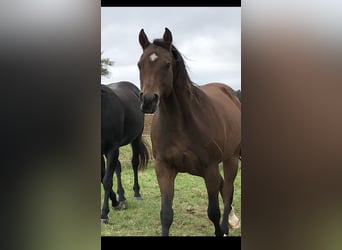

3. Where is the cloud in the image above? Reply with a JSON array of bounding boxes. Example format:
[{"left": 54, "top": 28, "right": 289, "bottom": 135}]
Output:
[{"left": 101, "top": 7, "right": 241, "bottom": 90}]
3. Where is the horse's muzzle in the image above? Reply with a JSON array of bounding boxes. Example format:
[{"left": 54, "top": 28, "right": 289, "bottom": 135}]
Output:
[{"left": 139, "top": 92, "right": 159, "bottom": 114}]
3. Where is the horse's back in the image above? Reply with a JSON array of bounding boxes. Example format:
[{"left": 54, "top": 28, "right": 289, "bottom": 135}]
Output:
[
  {"left": 200, "top": 83, "right": 240, "bottom": 110},
  {"left": 107, "top": 81, "right": 140, "bottom": 100}
]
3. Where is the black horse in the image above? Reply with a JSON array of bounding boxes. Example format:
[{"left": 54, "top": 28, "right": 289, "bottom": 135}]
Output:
[{"left": 101, "top": 81, "right": 149, "bottom": 224}]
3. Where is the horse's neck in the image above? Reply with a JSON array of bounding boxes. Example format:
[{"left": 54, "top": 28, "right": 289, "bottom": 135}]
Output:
[{"left": 158, "top": 83, "right": 207, "bottom": 129}]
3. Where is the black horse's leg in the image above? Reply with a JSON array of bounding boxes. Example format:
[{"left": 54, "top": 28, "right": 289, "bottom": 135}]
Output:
[
  {"left": 221, "top": 155, "right": 240, "bottom": 235},
  {"left": 114, "top": 157, "right": 127, "bottom": 209},
  {"left": 131, "top": 138, "right": 142, "bottom": 199},
  {"left": 101, "top": 148, "right": 119, "bottom": 224},
  {"left": 155, "top": 161, "right": 177, "bottom": 236},
  {"left": 204, "top": 164, "right": 223, "bottom": 236},
  {"left": 102, "top": 154, "right": 119, "bottom": 209}
]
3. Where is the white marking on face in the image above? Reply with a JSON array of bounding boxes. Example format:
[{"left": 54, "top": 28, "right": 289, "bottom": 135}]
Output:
[{"left": 149, "top": 53, "right": 158, "bottom": 62}]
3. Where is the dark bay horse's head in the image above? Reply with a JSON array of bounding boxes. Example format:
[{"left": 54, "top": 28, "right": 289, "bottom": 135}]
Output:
[{"left": 138, "top": 27, "right": 174, "bottom": 113}]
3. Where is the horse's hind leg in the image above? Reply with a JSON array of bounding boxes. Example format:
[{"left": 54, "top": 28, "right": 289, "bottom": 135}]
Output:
[
  {"left": 131, "top": 138, "right": 142, "bottom": 199},
  {"left": 204, "top": 164, "right": 223, "bottom": 236},
  {"left": 114, "top": 156, "right": 127, "bottom": 209},
  {"left": 220, "top": 155, "right": 240, "bottom": 235}
]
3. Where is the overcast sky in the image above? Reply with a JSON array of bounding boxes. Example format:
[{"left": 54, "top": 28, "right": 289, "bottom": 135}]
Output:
[{"left": 101, "top": 7, "right": 241, "bottom": 91}]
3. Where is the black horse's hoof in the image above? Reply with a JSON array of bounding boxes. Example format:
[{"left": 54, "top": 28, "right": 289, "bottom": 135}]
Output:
[
  {"left": 101, "top": 218, "right": 109, "bottom": 224},
  {"left": 113, "top": 200, "right": 127, "bottom": 210}
]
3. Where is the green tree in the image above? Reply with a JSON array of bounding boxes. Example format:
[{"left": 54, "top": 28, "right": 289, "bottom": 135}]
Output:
[{"left": 101, "top": 52, "right": 114, "bottom": 76}]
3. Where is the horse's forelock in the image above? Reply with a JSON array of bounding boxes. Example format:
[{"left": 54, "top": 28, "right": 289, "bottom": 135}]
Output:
[{"left": 153, "top": 39, "right": 170, "bottom": 50}]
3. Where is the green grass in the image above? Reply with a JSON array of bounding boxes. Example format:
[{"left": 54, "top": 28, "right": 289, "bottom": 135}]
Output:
[{"left": 101, "top": 144, "right": 241, "bottom": 236}]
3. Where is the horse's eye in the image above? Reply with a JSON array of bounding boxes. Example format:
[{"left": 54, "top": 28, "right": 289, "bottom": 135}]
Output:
[{"left": 165, "top": 62, "right": 171, "bottom": 69}]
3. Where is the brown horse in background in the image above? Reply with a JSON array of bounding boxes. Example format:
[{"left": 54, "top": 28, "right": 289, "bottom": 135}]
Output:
[{"left": 137, "top": 28, "right": 241, "bottom": 236}]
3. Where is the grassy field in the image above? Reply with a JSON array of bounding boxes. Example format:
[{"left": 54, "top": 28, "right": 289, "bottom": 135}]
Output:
[{"left": 101, "top": 141, "right": 241, "bottom": 237}]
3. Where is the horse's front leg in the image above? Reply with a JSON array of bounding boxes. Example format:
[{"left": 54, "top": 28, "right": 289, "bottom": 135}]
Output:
[
  {"left": 102, "top": 154, "right": 119, "bottom": 209},
  {"left": 155, "top": 160, "right": 177, "bottom": 236},
  {"left": 101, "top": 148, "right": 119, "bottom": 224}
]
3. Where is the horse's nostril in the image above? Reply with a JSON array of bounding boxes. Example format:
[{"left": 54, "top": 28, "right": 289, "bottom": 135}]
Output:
[
  {"left": 140, "top": 92, "right": 159, "bottom": 114},
  {"left": 141, "top": 93, "right": 154, "bottom": 103}
]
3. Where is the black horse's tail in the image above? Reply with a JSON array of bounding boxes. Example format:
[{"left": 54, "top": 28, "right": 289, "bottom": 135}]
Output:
[{"left": 138, "top": 138, "right": 150, "bottom": 170}]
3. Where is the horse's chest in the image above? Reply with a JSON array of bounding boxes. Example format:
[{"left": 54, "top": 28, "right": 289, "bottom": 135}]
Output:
[{"left": 156, "top": 143, "right": 203, "bottom": 174}]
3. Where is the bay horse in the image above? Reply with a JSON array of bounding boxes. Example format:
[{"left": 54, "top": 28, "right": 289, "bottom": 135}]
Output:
[
  {"left": 101, "top": 81, "right": 149, "bottom": 224},
  {"left": 138, "top": 28, "right": 241, "bottom": 236}
]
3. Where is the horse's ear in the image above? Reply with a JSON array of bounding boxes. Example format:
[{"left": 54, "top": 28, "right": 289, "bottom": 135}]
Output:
[
  {"left": 163, "top": 27, "right": 173, "bottom": 45},
  {"left": 139, "top": 28, "right": 151, "bottom": 50}
]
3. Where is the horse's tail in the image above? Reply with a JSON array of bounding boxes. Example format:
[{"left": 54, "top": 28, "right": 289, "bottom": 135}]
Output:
[{"left": 138, "top": 137, "right": 150, "bottom": 171}]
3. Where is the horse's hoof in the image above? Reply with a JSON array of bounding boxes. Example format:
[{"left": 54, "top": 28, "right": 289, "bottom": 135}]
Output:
[
  {"left": 114, "top": 201, "right": 127, "bottom": 210},
  {"left": 101, "top": 218, "right": 109, "bottom": 224}
]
